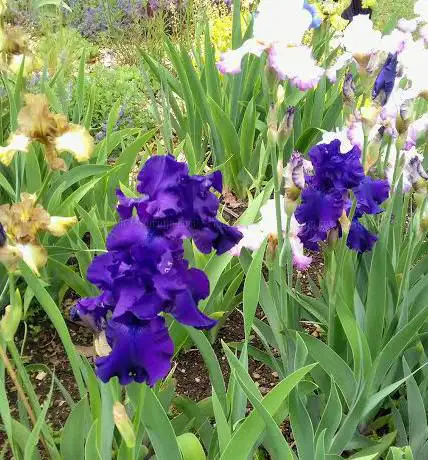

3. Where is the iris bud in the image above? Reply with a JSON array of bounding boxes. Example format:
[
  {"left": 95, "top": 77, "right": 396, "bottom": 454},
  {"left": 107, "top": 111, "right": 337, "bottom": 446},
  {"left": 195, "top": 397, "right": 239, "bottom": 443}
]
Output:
[
  {"left": 0, "top": 301, "right": 22, "bottom": 342},
  {"left": 278, "top": 106, "right": 295, "bottom": 146},
  {"left": 267, "top": 104, "right": 278, "bottom": 143},
  {"left": 342, "top": 73, "right": 356, "bottom": 106}
]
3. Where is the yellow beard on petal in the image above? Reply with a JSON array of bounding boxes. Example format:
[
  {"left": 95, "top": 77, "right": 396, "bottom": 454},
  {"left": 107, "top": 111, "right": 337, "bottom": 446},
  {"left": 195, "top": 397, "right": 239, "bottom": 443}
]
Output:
[{"left": 55, "top": 125, "right": 95, "bottom": 163}]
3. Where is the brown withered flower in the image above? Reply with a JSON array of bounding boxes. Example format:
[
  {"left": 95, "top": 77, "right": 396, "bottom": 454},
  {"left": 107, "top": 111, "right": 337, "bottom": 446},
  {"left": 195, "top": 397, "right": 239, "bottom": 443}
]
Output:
[
  {"left": 0, "top": 193, "right": 77, "bottom": 275},
  {"left": 0, "top": 94, "right": 94, "bottom": 171}
]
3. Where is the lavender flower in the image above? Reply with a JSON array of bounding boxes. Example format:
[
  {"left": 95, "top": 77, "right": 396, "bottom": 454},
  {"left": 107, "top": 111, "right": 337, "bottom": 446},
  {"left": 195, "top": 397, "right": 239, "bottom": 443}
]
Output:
[{"left": 74, "top": 155, "right": 242, "bottom": 385}]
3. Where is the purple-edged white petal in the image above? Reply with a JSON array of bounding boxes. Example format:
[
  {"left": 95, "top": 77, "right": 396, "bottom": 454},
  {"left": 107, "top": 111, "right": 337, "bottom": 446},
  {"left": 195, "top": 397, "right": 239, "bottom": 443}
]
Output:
[
  {"left": 405, "top": 114, "right": 428, "bottom": 150},
  {"left": 217, "top": 39, "right": 266, "bottom": 75},
  {"left": 229, "top": 224, "right": 266, "bottom": 256},
  {"left": 269, "top": 45, "right": 323, "bottom": 90},
  {"left": 288, "top": 215, "right": 312, "bottom": 270}
]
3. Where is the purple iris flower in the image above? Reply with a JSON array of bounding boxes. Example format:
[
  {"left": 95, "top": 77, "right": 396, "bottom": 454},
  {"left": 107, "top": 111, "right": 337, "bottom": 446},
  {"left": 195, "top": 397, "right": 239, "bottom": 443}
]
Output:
[
  {"left": 295, "top": 140, "right": 389, "bottom": 253},
  {"left": 74, "top": 156, "right": 242, "bottom": 385},
  {"left": 353, "top": 176, "right": 390, "bottom": 217},
  {"left": 307, "top": 140, "right": 365, "bottom": 192},
  {"left": 295, "top": 188, "right": 345, "bottom": 250},
  {"left": 372, "top": 53, "right": 398, "bottom": 105},
  {"left": 119, "top": 154, "right": 242, "bottom": 255},
  {"left": 96, "top": 317, "right": 174, "bottom": 386}
]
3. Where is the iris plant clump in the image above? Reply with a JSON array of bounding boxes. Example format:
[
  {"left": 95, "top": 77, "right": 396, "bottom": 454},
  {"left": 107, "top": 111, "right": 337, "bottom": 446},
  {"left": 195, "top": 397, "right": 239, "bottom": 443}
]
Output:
[{"left": 74, "top": 155, "right": 242, "bottom": 385}]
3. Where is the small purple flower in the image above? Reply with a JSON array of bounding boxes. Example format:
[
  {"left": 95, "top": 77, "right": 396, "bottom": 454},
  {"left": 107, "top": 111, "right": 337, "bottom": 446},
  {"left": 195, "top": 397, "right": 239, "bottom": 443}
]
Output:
[
  {"left": 372, "top": 53, "right": 398, "bottom": 105},
  {"left": 295, "top": 140, "right": 389, "bottom": 253}
]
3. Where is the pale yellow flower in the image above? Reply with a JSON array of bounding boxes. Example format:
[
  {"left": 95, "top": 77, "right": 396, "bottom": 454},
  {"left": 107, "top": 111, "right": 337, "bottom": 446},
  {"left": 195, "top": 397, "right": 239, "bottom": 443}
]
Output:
[
  {"left": 8, "top": 53, "right": 33, "bottom": 75},
  {"left": 15, "top": 243, "right": 47, "bottom": 276},
  {"left": 0, "top": 25, "right": 34, "bottom": 75}
]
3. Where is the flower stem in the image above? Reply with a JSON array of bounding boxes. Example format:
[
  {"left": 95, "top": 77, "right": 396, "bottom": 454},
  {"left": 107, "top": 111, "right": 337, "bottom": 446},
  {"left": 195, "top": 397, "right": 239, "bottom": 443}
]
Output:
[
  {"left": 270, "top": 143, "right": 284, "bottom": 251},
  {"left": 0, "top": 344, "right": 41, "bottom": 435},
  {"left": 35, "top": 170, "right": 54, "bottom": 205}
]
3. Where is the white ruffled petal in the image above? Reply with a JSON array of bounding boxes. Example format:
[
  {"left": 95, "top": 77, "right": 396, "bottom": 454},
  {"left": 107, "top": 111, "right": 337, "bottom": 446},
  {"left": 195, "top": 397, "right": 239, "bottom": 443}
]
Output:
[
  {"left": 217, "top": 39, "right": 266, "bottom": 75},
  {"left": 269, "top": 45, "right": 323, "bottom": 90}
]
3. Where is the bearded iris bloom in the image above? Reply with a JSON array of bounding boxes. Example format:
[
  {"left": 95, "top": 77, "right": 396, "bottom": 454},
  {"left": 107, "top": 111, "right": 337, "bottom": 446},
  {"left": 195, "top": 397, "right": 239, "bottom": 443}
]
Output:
[
  {"left": 0, "top": 94, "right": 94, "bottom": 171},
  {"left": 74, "top": 155, "right": 242, "bottom": 385},
  {"left": 295, "top": 140, "right": 389, "bottom": 253},
  {"left": 0, "top": 194, "right": 77, "bottom": 275},
  {"left": 384, "top": 146, "right": 428, "bottom": 193},
  {"left": 216, "top": 0, "right": 323, "bottom": 90}
]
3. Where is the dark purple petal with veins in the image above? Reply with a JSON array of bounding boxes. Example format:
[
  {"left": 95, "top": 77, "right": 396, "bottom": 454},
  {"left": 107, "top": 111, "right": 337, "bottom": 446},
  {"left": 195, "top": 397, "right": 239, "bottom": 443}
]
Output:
[
  {"left": 137, "top": 154, "right": 188, "bottom": 195},
  {"left": 96, "top": 317, "right": 174, "bottom": 386},
  {"left": 295, "top": 188, "right": 345, "bottom": 249},
  {"left": 308, "top": 140, "right": 364, "bottom": 191},
  {"left": 354, "top": 176, "right": 390, "bottom": 217}
]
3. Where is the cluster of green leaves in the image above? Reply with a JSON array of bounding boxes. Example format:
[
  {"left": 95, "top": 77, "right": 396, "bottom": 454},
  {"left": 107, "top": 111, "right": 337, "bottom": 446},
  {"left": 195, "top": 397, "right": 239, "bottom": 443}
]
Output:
[
  {"left": 80, "top": 63, "right": 155, "bottom": 135},
  {"left": 142, "top": 5, "right": 341, "bottom": 198}
]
